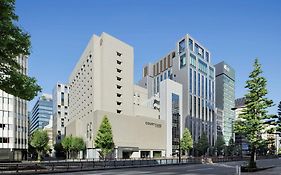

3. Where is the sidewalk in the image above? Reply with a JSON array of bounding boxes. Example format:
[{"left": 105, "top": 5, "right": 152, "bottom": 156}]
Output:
[{"left": 242, "top": 167, "right": 281, "bottom": 175}]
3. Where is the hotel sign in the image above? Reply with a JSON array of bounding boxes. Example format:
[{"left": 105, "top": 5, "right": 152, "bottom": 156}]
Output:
[{"left": 145, "top": 121, "right": 162, "bottom": 128}]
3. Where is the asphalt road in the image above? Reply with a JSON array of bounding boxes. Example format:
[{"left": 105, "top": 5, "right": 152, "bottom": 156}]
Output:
[{"left": 55, "top": 158, "right": 281, "bottom": 175}]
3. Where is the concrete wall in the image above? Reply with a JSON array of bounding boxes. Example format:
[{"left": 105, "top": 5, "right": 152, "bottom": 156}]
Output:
[{"left": 66, "top": 110, "right": 166, "bottom": 158}]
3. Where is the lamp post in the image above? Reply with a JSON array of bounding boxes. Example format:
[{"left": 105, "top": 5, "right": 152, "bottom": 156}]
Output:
[{"left": 177, "top": 113, "right": 181, "bottom": 163}]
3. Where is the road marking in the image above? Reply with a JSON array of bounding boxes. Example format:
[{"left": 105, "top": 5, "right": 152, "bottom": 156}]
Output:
[
  {"left": 185, "top": 167, "right": 214, "bottom": 172},
  {"left": 212, "top": 163, "right": 236, "bottom": 168}
]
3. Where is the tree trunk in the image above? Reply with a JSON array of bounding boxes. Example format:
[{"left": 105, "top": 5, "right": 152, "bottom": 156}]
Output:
[
  {"left": 249, "top": 145, "right": 257, "bottom": 168},
  {"left": 37, "top": 151, "right": 41, "bottom": 161}
]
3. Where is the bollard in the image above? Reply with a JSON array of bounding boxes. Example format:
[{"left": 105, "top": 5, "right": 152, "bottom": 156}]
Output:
[{"left": 236, "top": 165, "right": 241, "bottom": 175}]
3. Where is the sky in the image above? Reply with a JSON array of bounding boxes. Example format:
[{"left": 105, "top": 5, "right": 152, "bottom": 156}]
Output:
[{"left": 15, "top": 0, "right": 281, "bottom": 113}]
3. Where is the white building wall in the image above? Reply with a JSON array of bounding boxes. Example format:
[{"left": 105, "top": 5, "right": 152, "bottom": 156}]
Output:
[
  {"left": 67, "top": 33, "right": 165, "bottom": 159},
  {"left": 160, "top": 79, "right": 183, "bottom": 157},
  {"left": 53, "top": 83, "right": 69, "bottom": 143},
  {"left": 0, "top": 55, "right": 28, "bottom": 161}
]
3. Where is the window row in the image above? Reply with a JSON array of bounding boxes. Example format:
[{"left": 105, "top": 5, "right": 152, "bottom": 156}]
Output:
[
  {"left": 189, "top": 68, "right": 214, "bottom": 101},
  {"left": 154, "top": 69, "right": 172, "bottom": 94},
  {"left": 179, "top": 38, "right": 210, "bottom": 62},
  {"left": 153, "top": 52, "right": 175, "bottom": 76}
]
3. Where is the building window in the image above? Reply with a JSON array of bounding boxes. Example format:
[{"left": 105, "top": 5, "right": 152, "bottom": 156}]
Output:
[
  {"left": 206, "top": 51, "right": 210, "bottom": 62},
  {"left": 189, "top": 39, "right": 193, "bottom": 51},
  {"left": 202, "top": 99, "right": 205, "bottom": 121},
  {"left": 205, "top": 77, "right": 208, "bottom": 99},
  {"left": 0, "top": 137, "right": 9, "bottom": 143},
  {"left": 189, "top": 68, "right": 192, "bottom": 93},
  {"left": 160, "top": 75, "right": 163, "bottom": 81},
  {"left": 61, "top": 92, "right": 64, "bottom": 106},
  {"left": 195, "top": 43, "right": 204, "bottom": 58},
  {"left": 172, "top": 93, "right": 180, "bottom": 154},
  {"left": 194, "top": 70, "right": 196, "bottom": 95},
  {"left": 212, "top": 81, "right": 214, "bottom": 102},
  {"left": 157, "top": 76, "right": 160, "bottom": 93},
  {"left": 117, "top": 93, "right": 122, "bottom": 97},
  {"left": 172, "top": 52, "right": 176, "bottom": 58},
  {"left": 117, "top": 60, "right": 122, "bottom": 65},
  {"left": 116, "top": 85, "right": 122, "bottom": 89},
  {"left": 160, "top": 60, "right": 163, "bottom": 72},
  {"left": 117, "top": 52, "right": 122, "bottom": 57},
  {"left": 168, "top": 70, "right": 171, "bottom": 79},
  {"left": 190, "top": 53, "right": 196, "bottom": 67},
  {"left": 198, "top": 59, "right": 207, "bottom": 74},
  {"left": 179, "top": 39, "right": 186, "bottom": 54},
  {"left": 198, "top": 100, "right": 200, "bottom": 119},
  {"left": 194, "top": 96, "right": 196, "bottom": 117},
  {"left": 209, "top": 80, "right": 211, "bottom": 100},
  {"left": 209, "top": 67, "right": 214, "bottom": 79},
  {"left": 164, "top": 72, "right": 167, "bottom": 80},
  {"left": 202, "top": 75, "right": 205, "bottom": 98},
  {"left": 117, "top": 76, "right": 122, "bottom": 81},
  {"left": 190, "top": 95, "right": 192, "bottom": 116},
  {"left": 180, "top": 53, "right": 186, "bottom": 68},
  {"left": 117, "top": 110, "right": 122, "bottom": 114},
  {"left": 117, "top": 101, "right": 122, "bottom": 105},
  {"left": 117, "top": 68, "right": 122, "bottom": 73},
  {"left": 157, "top": 63, "right": 159, "bottom": 74},
  {"left": 198, "top": 73, "right": 200, "bottom": 96}
]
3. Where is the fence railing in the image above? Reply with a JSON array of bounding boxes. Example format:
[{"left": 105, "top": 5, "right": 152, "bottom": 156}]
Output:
[{"left": 0, "top": 155, "right": 278, "bottom": 174}]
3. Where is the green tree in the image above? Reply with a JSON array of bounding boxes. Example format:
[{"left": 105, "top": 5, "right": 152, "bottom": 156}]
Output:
[
  {"left": 94, "top": 116, "right": 115, "bottom": 159},
  {"left": 234, "top": 59, "right": 273, "bottom": 168},
  {"left": 54, "top": 142, "right": 65, "bottom": 158},
  {"left": 62, "top": 136, "right": 85, "bottom": 159},
  {"left": 226, "top": 137, "right": 235, "bottom": 156},
  {"left": 180, "top": 128, "right": 193, "bottom": 156},
  {"left": 0, "top": 0, "right": 41, "bottom": 100},
  {"left": 70, "top": 137, "right": 85, "bottom": 158},
  {"left": 215, "top": 135, "right": 225, "bottom": 156},
  {"left": 30, "top": 129, "right": 49, "bottom": 161},
  {"left": 196, "top": 132, "right": 209, "bottom": 156},
  {"left": 62, "top": 136, "right": 72, "bottom": 159},
  {"left": 274, "top": 101, "right": 281, "bottom": 132}
]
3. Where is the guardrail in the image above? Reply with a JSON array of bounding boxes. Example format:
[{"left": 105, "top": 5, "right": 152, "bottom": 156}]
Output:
[
  {"left": 0, "top": 157, "right": 202, "bottom": 174},
  {"left": 0, "top": 155, "right": 278, "bottom": 174}
]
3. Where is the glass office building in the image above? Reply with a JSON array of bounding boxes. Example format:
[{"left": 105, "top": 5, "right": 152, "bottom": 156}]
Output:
[
  {"left": 215, "top": 62, "right": 235, "bottom": 145},
  {"left": 29, "top": 94, "right": 53, "bottom": 135}
]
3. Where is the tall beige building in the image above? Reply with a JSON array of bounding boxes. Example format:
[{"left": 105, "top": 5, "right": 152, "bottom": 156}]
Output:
[{"left": 66, "top": 33, "right": 166, "bottom": 159}]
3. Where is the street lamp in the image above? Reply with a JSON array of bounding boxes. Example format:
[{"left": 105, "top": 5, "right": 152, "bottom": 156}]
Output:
[{"left": 176, "top": 113, "right": 181, "bottom": 163}]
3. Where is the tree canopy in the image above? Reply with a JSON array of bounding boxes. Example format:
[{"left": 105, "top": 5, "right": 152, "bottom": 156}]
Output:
[
  {"left": 234, "top": 58, "right": 273, "bottom": 168},
  {"left": 94, "top": 116, "right": 115, "bottom": 159},
  {"left": 180, "top": 128, "right": 193, "bottom": 155},
  {"left": 215, "top": 135, "right": 225, "bottom": 156},
  {"left": 30, "top": 129, "right": 49, "bottom": 161},
  {"left": 62, "top": 135, "right": 85, "bottom": 159},
  {"left": 0, "top": 0, "right": 41, "bottom": 100},
  {"left": 196, "top": 132, "right": 209, "bottom": 156}
]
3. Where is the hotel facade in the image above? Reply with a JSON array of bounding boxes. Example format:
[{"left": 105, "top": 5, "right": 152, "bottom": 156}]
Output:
[{"left": 66, "top": 33, "right": 217, "bottom": 159}]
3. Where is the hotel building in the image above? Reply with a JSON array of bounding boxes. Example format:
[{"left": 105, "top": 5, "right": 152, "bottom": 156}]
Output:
[{"left": 66, "top": 33, "right": 184, "bottom": 158}]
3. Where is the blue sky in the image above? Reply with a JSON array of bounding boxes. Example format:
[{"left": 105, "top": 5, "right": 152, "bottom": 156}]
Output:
[{"left": 15, "top": 0, "right": 281, "bottom": 113}]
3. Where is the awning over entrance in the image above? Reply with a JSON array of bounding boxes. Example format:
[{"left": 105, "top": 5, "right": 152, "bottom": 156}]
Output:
[{"left": 118, "top": 147, "right": 139, "bottom": 152}]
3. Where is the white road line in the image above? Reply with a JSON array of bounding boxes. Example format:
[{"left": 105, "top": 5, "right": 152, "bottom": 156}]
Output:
[{"left": 185, "top": 167, "right": 214, "bottom": 172}]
